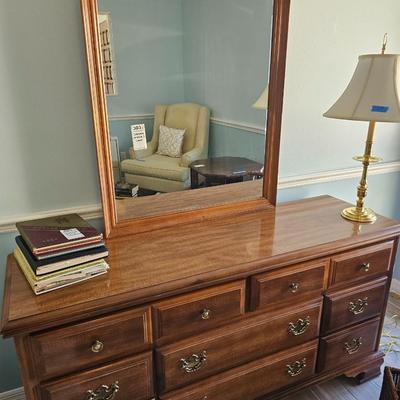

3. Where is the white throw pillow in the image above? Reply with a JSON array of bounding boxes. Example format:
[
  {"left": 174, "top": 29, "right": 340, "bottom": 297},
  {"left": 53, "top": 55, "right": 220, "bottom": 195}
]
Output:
[{"left": 156, "top": 125, "right": 186, "bottom": 158}]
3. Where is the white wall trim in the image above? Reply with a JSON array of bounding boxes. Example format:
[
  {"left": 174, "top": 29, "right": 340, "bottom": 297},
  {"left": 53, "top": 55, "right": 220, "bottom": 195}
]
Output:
[
  {"left": 0, "top": 387, "right": 25, "bottom": 400},
  {"left": 108, "top": 113, "right": 265, "bottom": 135},
  {"left": 0, "top": 204, "right": 103, "bottom": 234},
  {"left": 109, "top": 113, "right": 154, "bottom": 121},
  {"left": 278, "top": 161, "right": 400, "bottom": 190},
  {"left": 1, "top": 161, "right": 398, "bottom": 233},
  {"left": 210, "top": 117, "right": 265, "bottom": 135}
]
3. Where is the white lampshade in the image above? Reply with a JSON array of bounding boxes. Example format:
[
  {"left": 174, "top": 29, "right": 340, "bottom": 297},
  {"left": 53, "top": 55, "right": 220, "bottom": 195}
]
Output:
[
  {"left": 252, "top": 86, "right": 269, "bottom": 110},
  {"left": 324, "top": 54, "right": 400, "bottom": 122}
]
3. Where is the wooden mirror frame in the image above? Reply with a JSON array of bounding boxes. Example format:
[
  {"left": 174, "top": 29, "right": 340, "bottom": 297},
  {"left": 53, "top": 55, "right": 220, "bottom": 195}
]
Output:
[{"left": 81, "top": 0, "right": 291, "bottom": 238}]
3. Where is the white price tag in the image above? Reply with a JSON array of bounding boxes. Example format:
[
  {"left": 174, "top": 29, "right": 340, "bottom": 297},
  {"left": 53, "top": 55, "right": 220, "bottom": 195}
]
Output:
[
  {"left": 60, "top": 228, "right": 85, "bottom": 240},
  {"left": 131, "top": 124, "right": 147, "bottom": 150}
]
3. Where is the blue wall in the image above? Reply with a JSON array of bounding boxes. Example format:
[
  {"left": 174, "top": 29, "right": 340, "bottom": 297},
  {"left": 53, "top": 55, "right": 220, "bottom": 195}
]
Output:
[
  {"left": 181, "top": 0, "right": 272, "bottom": 127},
  {"left": 0, "top": 233, "right": 21, "bottom": 391},
  {"left": 101, "top": 0, "right": 272, "bottom": 161},
  {"left": 98, "top": 0, "right": 186, "bottom": 116}
]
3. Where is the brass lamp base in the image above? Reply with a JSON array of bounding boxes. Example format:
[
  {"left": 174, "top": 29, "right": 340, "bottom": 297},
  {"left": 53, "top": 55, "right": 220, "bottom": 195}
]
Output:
[{"left": 341, "top": 207, "right": 377, "bottom": 223}]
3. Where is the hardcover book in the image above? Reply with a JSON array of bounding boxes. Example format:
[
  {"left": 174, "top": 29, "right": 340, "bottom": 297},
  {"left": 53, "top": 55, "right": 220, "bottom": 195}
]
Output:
[
  {"left": 16, "top": 236, "right": 108, "bottom": 275},
  {"left": 16, "top": 214, "right": 103, "bottom": 256},
  {"left": 14, "top": 248, "right": 109, "bottom": 295}
]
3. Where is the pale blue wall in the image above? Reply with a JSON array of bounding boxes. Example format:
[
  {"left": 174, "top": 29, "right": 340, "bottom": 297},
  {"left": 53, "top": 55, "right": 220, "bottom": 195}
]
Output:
[
  {"left": 0, "top": 0, "right": 101, "bottom": 221},
  {"left": 0, "top": 233, "right": 21, "bottom": 391},
  {"left": 0, "top": 0, "right": 399, "bottom": 395},
  {"left": 98, "top": 0, "right": 186, "bottom": 116},
  {"left": 209, "top": 124, "right": 265, "bottom": 163},
  {"left": 182, "top": 0, "right": 272, "bottom": 127},
  {"left": 103, "top": 0, "right": 272, "bottom": 161}
]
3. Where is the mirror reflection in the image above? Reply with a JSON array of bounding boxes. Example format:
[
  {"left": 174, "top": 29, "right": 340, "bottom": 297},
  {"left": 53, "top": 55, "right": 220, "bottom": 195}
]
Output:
[{"left": 97, "top": 0, "right": 273, "bottom": 221}]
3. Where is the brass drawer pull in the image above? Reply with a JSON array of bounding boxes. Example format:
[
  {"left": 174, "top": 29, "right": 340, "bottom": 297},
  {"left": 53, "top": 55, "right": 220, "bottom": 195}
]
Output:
[
  {"left": 287, "top": 358, "right": 307, "bottom": 377},
  {"left": 344, "top": 337, "right": 362, "bottom": 354},
  {"left": 201, "top": 308, "right": 211, "bottom": 320},
  {"left": 348, "top": 297, "right": 368, "bottom": 315},
  {"left": 86, "top": 381, "right": 119, "bottom": 400},
  {"left": 288, "top": 316, "right": 311, "bottom": 336},
  {"left": 91, "top": 340, "right": 104, "bottom": 353},
  {"left": 289, "top": 282, "right": 300, "bottom": 293},
  {"left": 360, "top": 262, "right": 371, "bottom": 272},
  {"left": 180, "top": 351, "right": 207, "bottom": 373}
]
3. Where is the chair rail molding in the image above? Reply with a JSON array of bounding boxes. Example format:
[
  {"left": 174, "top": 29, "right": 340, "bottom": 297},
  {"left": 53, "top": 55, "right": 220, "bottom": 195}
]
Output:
[
  {"left": 278, "top": 160, "right": 400, "bottom": 189},
  {"left": 0, "top": 388, "right": 25, "bottom": 400},
  {"left": 0, "top": 161, "right": 398, "bottom": 233},
  {"left": 108, "top": 113, "right": 266, "bottom": 135},
  {"left": 0, "top": 204, "right": 103, "bottom": 234}
]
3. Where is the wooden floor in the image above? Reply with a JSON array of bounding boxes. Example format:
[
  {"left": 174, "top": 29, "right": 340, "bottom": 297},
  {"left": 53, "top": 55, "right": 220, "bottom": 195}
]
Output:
[{"left": 283, "top": 292, "right": 400, "bottom": 400}]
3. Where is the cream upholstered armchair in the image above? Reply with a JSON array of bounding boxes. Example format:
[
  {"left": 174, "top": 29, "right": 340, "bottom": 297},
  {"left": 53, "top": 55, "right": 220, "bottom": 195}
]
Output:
[{"left": 120, "top": 103, "right": 210, "bottom": 193}]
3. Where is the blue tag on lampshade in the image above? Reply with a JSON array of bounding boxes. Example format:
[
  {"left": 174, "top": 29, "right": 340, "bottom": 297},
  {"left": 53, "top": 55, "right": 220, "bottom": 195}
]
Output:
[{"left": 371, "top": 105, "right": 389, "bottom": 113}]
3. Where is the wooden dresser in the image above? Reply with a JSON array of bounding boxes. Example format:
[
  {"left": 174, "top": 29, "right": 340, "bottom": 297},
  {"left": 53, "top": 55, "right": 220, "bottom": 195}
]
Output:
[{"left": 2, "top": 196, "right": 400, "bottom": 400}]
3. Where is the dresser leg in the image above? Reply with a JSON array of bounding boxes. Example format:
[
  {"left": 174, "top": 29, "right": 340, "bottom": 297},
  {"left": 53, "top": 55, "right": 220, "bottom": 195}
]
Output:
[
  {"left": 353, "top": 365, "right": 382, "bottom": 384},
  {"left": 343, "top": 354, "right": 384, "bottom": 384}
]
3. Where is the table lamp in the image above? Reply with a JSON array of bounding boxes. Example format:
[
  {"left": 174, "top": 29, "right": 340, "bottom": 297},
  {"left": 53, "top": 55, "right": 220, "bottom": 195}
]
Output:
[
  {"left": 253, "top": 85, "right": 269, "bottom": 109},
  {"left": 324, "top": 35, "right": 400, "bottom": 223}
]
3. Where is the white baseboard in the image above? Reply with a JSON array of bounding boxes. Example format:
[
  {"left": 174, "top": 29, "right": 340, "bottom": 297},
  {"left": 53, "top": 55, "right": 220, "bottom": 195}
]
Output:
[{"left": 0, "top": 388, "right": 25, "bottom": 400}]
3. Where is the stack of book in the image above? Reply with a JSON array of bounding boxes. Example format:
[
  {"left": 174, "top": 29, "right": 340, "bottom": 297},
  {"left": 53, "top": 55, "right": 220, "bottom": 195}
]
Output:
[
  {"left": 13, "top": 214, "right": 109, "bottom": 295},
  {"left": 115, "top": 182, "right": 139, "bottom": 198}
]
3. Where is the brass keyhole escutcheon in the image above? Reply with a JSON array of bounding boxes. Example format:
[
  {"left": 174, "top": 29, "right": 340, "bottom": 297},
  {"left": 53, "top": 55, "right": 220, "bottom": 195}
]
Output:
[{"left": 91, "top": 340, "right": 104, "bottom": 353}]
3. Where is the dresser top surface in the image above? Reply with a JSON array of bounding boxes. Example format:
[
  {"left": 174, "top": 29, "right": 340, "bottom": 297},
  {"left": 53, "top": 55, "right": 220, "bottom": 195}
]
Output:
[{"left": 2, "top": 195, "right": 400, "bottom": 336}]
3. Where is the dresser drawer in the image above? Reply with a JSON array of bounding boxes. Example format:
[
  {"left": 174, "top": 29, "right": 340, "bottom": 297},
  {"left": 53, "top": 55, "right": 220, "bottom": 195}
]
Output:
[
  {"left": 318, "top": 318, "right": 380, "bottom": 372},
  {"left": 330, "top": 241, "right": 393, "bottom": 287},
  {"left": 31, "top": 307, "right": 151, "bottom": 379},
  {"left": 40, "top": 352, "right": 154, "bottom": 400},
  {"left": 321, "top": 277, "right": 387, "bottom": 334},
  {"left": 157, "top": 300, "right": 322, "bottom": 392},
  {"left": 250, "top": 259, "right": 329, "bottom": 311},
  {"left": 152, "top": 281, "right": 245, "bottom": 340},
  {"left": 160, "top": 341, "right": 318, "bottom": 400}
]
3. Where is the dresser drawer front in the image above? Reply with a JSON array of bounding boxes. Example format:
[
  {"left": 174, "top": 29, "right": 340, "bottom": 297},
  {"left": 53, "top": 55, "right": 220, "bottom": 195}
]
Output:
[
  {"left": 330, "top": 241, "right": 393, "bottom": 286},
  {"left": 40, "top": 352, "right": 154, "bottom": 400},
  {"left": 160, "top": 342, "right": 318, "bottom": 400},
  {"left": 157, "top": 301, "right": 322, "bottom": 392},
  {"left": 152, "top": 281, "right": 245, "bottom": 340},
  {"left": 322, "top": 277, "right": 387, "bottom": 334},
  {"left": 318, "top": 318, "right": 380, "bottom": 372},
  {"left": 32, "top": 307, "right": 151, "bottom": 379},
  {"left": 250, "top": 260, "right": 329, "bottom": 311}
]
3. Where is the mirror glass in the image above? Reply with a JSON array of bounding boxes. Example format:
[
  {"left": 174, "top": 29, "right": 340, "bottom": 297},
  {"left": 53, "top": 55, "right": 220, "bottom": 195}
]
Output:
[{"left": 97, "top": 0, "right": 273, "bottom": 222}]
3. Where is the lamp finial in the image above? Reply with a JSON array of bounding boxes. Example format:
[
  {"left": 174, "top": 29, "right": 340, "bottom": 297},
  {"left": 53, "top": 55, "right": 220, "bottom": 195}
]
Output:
[{"left": 381, "top": 33, "right": 388, "bottom": 54}]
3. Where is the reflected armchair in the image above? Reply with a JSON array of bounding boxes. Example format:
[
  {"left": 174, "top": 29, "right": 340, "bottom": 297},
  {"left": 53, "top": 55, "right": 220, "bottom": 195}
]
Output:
[{"left": 121, "top": 103, "right": 210, "bottom": 193}]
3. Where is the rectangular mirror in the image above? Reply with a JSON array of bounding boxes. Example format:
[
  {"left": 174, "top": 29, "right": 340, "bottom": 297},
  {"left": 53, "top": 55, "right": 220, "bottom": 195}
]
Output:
[{"left": 82, "top": 0, "right": 290, "bottom": 237}]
